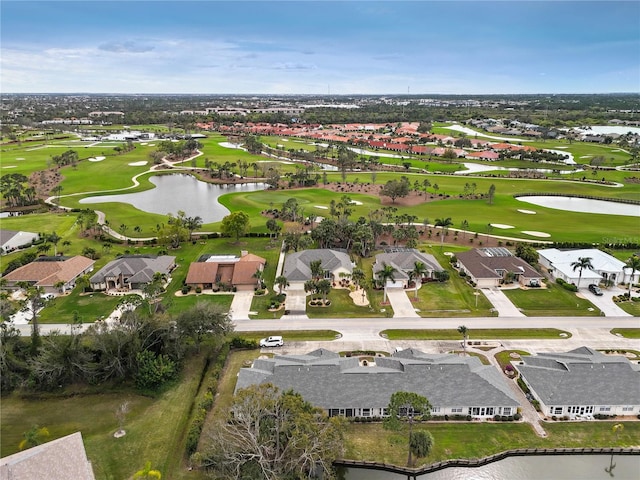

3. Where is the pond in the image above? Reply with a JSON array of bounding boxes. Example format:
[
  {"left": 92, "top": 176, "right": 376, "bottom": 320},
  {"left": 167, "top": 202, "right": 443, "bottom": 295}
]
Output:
[
  {"left": 79, "top": 174, "right": 266, "bottom": 223},
  {"left": 341, "top": 454, "right": 640, "bottom": 479},
  {"left": 516, "top": 196, "right": 640, "bottom": 217}
]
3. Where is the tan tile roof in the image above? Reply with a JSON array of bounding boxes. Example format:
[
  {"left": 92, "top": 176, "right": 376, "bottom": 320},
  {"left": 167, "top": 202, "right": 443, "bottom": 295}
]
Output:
[
  {"left": 232, "top": 261, "right": 263, "bottom": 285},
  {"left": 3, "top": 256, "right": 95, "bottom": 287},
  {"left": 185, "top": 263, "right": 218, "bottom": 284}
]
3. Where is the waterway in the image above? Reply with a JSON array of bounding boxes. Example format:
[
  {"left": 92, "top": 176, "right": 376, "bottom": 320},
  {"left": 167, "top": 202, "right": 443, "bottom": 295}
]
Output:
[
  {"left": 79, "top": 174, "right": 266, "bottom": 223},
  {"left": 516, "top": 196, "right": 640, "bottom": 217},
  {"left": 342, "top": 454, "right": 640, "bottom": 479}
]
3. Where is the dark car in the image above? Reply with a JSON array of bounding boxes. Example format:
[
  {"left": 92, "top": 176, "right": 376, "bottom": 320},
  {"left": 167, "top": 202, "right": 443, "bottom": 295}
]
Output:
[{"left": 588, "top": 284, "right": 603, "bottom": 296}]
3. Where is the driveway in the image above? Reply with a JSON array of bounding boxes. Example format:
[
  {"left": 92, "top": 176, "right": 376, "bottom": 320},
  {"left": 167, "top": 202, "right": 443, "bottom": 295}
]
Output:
[
  {"left": 386, "top": 289, "right": 420, "bottom": 318},
  {"left": 229, "top": 291, "right": 255, "bottom": 321},
  {"left": 481, "top": 288, "right": 525, "bottom": 317},
  {"left": 578, "top": 285, "right": 632, "bottom": 317},
  {"left": 283, "top": 286, "right": 309, "bottom": 320}
]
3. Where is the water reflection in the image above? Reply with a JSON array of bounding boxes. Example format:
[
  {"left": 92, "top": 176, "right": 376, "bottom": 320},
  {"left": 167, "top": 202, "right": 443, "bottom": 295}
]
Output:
[
  {"left": 80, "top": 174, "right": 266, "bottom": 223},
  {"left": 340, "top": 454, "right": 640, "bottom": 480}
]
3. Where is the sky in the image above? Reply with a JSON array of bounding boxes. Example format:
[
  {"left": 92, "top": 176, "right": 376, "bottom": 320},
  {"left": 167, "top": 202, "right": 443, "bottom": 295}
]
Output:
[{"left": 1, "top": 1, "right": 639, "bottom": 95}]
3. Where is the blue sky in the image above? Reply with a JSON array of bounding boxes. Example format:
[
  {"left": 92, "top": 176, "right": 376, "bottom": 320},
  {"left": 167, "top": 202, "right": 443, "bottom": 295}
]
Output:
[{"left": 2, "top": 1, "right": 639, "bottom": 94}]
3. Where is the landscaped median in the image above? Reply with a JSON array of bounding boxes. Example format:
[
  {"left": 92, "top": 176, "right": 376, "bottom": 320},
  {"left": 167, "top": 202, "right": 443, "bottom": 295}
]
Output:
[
  {"left": 381, "top": 328, "right": 572, "bottom": 341},
  {"left": 611, "top": 328, "right": 640, "bottom": 339}
]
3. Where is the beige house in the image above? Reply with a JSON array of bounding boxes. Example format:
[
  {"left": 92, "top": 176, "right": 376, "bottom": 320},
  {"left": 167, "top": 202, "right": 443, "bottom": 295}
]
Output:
[
  {"left": 456, "top": 248, "right": 542, "bottom": 288},
  {"left": 185, "top": 251, "right": 266, "bottom": 291},
  {"left": 3, "top": 256, "right": 95, "bottom": 294}
]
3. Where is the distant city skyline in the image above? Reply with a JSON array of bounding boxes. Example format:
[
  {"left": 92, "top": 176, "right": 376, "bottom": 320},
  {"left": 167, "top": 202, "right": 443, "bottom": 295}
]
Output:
[{"left": 2, "top": 1, "right": 639, "bottom": 95}]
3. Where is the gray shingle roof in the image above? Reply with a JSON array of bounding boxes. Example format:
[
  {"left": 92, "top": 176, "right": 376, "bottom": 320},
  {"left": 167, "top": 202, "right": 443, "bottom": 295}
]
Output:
[
  {"left": 282, "top": 249, "right": 352, "bottom": 282},
  {"left": 90, "top": 255, "right": 175, "bottom": 284},
  {"left": 373, "top": 249, "right": 443, "bottom": 281},
  {"left": 457, "top": 248, "right": 540, "bottom": 280},
  {"left": 515, "top": 347, "right": 640, "bottom": 406},
  {"left": 236, "top": 349, "right": 519, "bottom": 410}
]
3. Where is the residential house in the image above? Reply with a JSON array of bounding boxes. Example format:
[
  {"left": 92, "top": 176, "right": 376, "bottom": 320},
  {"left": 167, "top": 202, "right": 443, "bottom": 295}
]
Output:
[
  {"left": 282, "top": 249, "right": 353, "bottom": 288},
  {"left": 0, "top": 229, "right": 39, "bottom": 255},
  {"left": 537, "top": 248, "right": 638, "bottom": 287},
  {"left": 89, "top": 255, "right": 175, "bottom": 292},
  {"left": 373, "top": 248, "right": 443, "bottom": 289},
  {"left": 2, "top": 256, "right": 95, "bottom": 294},
  {"left": 456, "top": 248, "right": 542, "bottom": 288},
  {"left": 515, "top": 347, "right": 640, "bottom": 418},
  {"left": 185, "top": 251, "right": 266, "bottom": 291},
  {"left": 236, "top": 348, "right": 520, "bottom": 419},
  {"left": 466, "top": 150, "right": 500, "bottom": 161},
  {"left": 0, "top": 432, "right": 95, "bottom": 480}
]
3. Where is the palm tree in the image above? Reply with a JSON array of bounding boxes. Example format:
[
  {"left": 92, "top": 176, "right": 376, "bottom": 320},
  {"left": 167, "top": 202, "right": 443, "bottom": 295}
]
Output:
[
  {"left": 275, "top": 275, "right": 289, "bottom": 295},
  {"left": 310, "top": 259, "right": 324, "bottom": 281},
  {"left": 47, "top": 232, "right": 61, "bottom": 256},
  {"left": 410, "top": 261, "right": 428, "bottom": 299},
  {"left": 570, "top": 256, "right": 594, "bottom": 288},
  {"left": 435, "top": 217, "right": 453, "bottom": 249},
  {"left": 625, "top": 255, "right": 640, "bottom": 298},
  {"left": 133, "top": 461, "right": 162, "bottom": 479},
  {"left": 19, "top": 425, "right": 50, "bottom": 451},
  {"left": 185, "top": 216, "right": 203, "bottom": 241},
  {"left": 252, "top": 268, "right": 265, "bottom": 289},
  {"left": 351, "top": 267, "right": 367, "bottom": 302},
  {"left": 376, "top": 262, "right": 397, "bottom": 303},
  {"left": 457, "top": 325, "right": 468, "bottom": 356}
]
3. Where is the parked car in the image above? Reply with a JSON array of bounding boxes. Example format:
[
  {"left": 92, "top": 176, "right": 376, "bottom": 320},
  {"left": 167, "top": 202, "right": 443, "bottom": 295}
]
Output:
[
  {"left": 529, "top": 279, "right": 541, "bottom": 288},
  {"left": 588, "top": 284, "right": 603, "bottom": 296},
  {"left": 259, "top": 335, "right": 284, "bottom": 347}
]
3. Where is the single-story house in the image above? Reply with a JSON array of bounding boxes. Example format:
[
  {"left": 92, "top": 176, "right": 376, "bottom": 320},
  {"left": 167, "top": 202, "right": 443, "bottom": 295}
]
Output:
[
  {"left": 538, "top": 248, "right": 639, "bottom": 287},
  {"left": 185, "top": 251, "right": 266, "bottom": 291},
  {"left": 515, "top": 347, "right": 640, "bottom": 418},
  {"left": 282, "top": 249, "right": 353, "bottom": 288},
  {"left": 0, "top": 229, "right": 39, "bottom": 255},
  {"left": 0, "top": 432, "right": 95, "bottom": 480},
  {"left": 373, "top": 248, "right": 443, "bottom": 289},
  {"left": 236, "top": 348, "right": 520, "bottom": 419},
  {"left": 456, "top": 247, "right": 542, "bottom": 288},
  {"left": 2, "top": 255, "right": 95, "bottom": 294},
  {"left": 90, "top": 255, "right": 176, "bottom": 291},
  {"left": 466, "top": 150, "right": 500, "bottom": 161}
]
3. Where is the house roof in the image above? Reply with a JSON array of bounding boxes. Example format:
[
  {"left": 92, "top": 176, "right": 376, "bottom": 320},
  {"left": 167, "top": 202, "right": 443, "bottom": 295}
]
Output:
[
  {"left": 90, "top": 255, "right": 175, "bottom": 284},
  {"left": 515, "top": 347, "right": 640, "bottom": 407},
  {"left": 0, "top": 432, "right": 95, "bottom": 480},
  {"left": 185, "top": 262, "right": 219, "bottom": 284},
  {"left": 236, "top": 349, "right": 520, "bottom": 410},
  {"left": 538, "top": 248, "right": 627, "bottom": 279},
  {"left": 457, "top": 248, "right": 540, "bottom": 280},
  {"left": 283, "top": 249, "right": 352, "bottom": 282},
  {"left": 3, "top": 256, "right": 95, "bottom": 287},
  {"left": 373, "top": 249, "right": 443, "bottom": 281},
  {"left": 185, "top": 252, "right": 265, "bottom": 285}
]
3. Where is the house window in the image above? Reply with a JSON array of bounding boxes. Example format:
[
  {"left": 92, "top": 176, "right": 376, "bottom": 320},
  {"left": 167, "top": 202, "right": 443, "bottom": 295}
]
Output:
[
  {"left": 622, "top": 407, "right": 634, "bottom": 412},
  {"left": 502, "top": 407, "right": 511, "bottom": 415},
  {"left": 451, "top": 408, "right": 463, "bottom": 413},
  {"left": 599, "top": 407, "right": 611, "bottom": 412},
  {"left": 362, "top": 408, "right": 371, "bottom": 417},
  {"left": 553, "top": 407, "right": 563, "bottom": 415},
  {"left": 329, "top": 409, "right": 340, "bottom": 417},
  {"left": 323, "top": 270, "right": 332, "bottom": 279}
]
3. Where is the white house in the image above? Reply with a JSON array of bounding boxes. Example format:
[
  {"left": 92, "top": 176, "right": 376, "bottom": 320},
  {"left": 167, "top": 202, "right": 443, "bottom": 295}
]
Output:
[
  {"left": 538, "top": 248, "right": 639, "bottom": 287},
  {"left": 515, "top": 347, "right": 640, "bottom": 418},
  {"left": 282, "top": 249, "right": 353, "bottom": 289},
  {"left": 0, "top": 230, "right": 39, "bottom": 255}
]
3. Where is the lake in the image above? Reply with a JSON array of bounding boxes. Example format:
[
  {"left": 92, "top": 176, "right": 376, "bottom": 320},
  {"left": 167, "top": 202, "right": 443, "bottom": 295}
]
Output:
[
  {"left": 79, "top": 174, "right": 266, "bottom": 223},
  {"left": 516, "top": 196, "right": 640, "bottom": 217},
  {"left": 342, "top": 454, "right": 640, "bottom": 479}
]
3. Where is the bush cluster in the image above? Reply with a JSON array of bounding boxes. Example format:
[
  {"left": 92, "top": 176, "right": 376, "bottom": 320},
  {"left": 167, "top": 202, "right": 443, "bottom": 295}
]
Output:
[{"left": 556, "top": 278, "right": 578, "bottom": 292}]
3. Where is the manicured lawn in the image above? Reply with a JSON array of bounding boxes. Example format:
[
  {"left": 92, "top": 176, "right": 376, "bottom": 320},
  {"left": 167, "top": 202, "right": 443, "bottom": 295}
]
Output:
[
  {"left": 166, "top": 293, "right": 233, "bottom": 315},
  {"left": 382, "top": 328, "right": 572, "bottom": 340},
  {"left": 615, "top": 301, "right": 640, "bottom": 317},
  {"left": 494, "top": 350, "right": 531, "bottom": 371},
  {"left": 502, "top": 283, "right": 601, "bottom": 316},
  {"left": 38, "top": 290, "right": 121, "bottom": 324},
  {"left": 610, "top": 328, "right": 640, "bottom": 339},
  {"left": 344, "top": 421, "right": 640, "bottom": 467},
  {"left": 1, "top": 351, "right": 212, "bottom": 480},
  {"left": 306, "top": 289, "right": 383, "bottom": 318}
]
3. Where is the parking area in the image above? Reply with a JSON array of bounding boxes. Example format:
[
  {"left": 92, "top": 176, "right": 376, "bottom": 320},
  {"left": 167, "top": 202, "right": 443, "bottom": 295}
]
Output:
[{"left": 578, "top": 285, "right": 632, "bottom": 317}]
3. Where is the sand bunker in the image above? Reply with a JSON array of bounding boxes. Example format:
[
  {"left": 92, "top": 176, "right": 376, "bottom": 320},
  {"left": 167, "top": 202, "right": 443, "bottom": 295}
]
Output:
[
  {"left": 315, "top": 205, "right": 329, "bottom": 210},
  {"left": 2, "top": 165, "right": 17, "bottom": 169},
  {"left": 349, "top": 200, "right": 363, "bottom": 205},
  {"left": 580, "top": 155, "right": 593, "bottom": 159},
  {"left": 490, "top": 223, "right": 514, "bottom": 229},
  {"left": 128, "top": 161, "right": 148, "bottom": 166},
  {"left": 219, "top": 142, "right": 244, "bottom": 150},
  {"left": 148, "top": 144, "right": 155, "bottom": 146},
  {"left": 16, "top": 157, "right": 25, "bottom": 160},
  {"left": 89, "top": 156, "right": 106, "bottom": 162},
  {"left": 140, "top": 142, "right": 148, "bottom": 146},
  {"left": 521, "top": 230, "right": 551, "bottom": 238},
  {"left": 554, "top": 146, "right": 568, "bottom": 149},
  {"left": 517, "top": 209, "right": 536, "bottom": 214}
]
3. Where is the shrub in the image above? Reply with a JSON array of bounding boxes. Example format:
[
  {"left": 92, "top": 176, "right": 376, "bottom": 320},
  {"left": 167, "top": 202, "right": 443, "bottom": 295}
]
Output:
[
  {"left": 135, "top": 350, "right": 177, "bottom": 391},
  {"left": 466, "top": 414, "right": 472, "bottom": 421},
  {"left": 181, "top": 286, "right": 189, "bottom": 295},
  {"left": 230, "top": 337, "right": 258, "bottom": 349},
  {"left": 195, "top": 286, "right": 202, "bottom": 294}
]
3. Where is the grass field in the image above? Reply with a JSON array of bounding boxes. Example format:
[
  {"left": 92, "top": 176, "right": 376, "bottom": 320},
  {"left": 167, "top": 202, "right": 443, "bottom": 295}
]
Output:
[
  {"left": 502, "top": 283, "right": 601, "bottom": 316},
  {"left": 610, "top": 328, "right": 640, "bottom": 339},
  {"left": 381, "top": 329, "right": 572, "bottom": 340}
]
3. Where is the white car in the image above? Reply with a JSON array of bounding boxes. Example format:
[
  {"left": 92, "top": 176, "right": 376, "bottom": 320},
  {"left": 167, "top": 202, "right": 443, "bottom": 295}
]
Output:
[{"left": 259, "top": 335, "right": 284, "bottom": 347}]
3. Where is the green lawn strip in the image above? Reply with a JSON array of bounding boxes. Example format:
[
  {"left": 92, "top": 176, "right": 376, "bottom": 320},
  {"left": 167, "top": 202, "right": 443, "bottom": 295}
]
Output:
[
  {"left": 502, "top": 283, "right": 601, "bottom": 316},
  {"left": 494, "top": 350, "right": 531, "bottom": 371},
  {"left": 610, "top": 328, "right": 640, "bottom": 339},
  {"left": 382, "top": 329, "right": 571, "bottom": 341},
  {"left": 614, "top": 301, "right": 640, "bottom": 317},
  {"left": 358, "top": 255, "right": 394, "bottom": 317},
  {"left": 234, "top": 330, "right": 340, "bottom": 343},
  {"left": 0, "top": 352, "right": 209, "bottom": 480},
  {"left": 166, "top": 294, "right": 233, "bottom": 316},
  {"left": 250, "top": 292, "right": 286, "bottom": 319},
  {"left": 306, "top": 289, "right": 383, "bottom": 318},
  {"left": 343, "top": 422, "right": 640, "bottom": 467}
]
